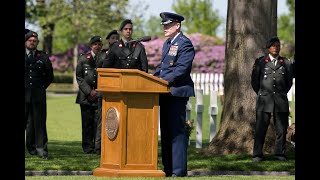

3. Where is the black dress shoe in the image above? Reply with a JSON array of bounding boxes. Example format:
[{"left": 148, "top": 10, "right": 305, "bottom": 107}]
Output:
[
  {"left": 252, "top": 156, "right": 264, "bottom": 162},
  {"left": 83, "top": 149, "right": 94, "bottom": 154},
  {"left": 275, "top": 155, "right": 287, "bottom": 161}
]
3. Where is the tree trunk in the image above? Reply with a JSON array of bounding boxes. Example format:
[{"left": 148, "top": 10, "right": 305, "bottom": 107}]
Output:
[
  {"left": 42, "top": 23, "right": 54, "bottom": 55},
  {"left": 73, "top": 44, "right": 79, "bottom": 91},
  {"left": 207, "top": 0, "right": 278, "bottom": 155}
]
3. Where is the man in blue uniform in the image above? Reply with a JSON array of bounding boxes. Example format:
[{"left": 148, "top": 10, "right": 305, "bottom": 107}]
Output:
[
  {"left": 153, "top": 12, "right": 195, "bottom": 177},
  {"left": 75, "top": 36, "right": 103, "bottom": 154},
  {"left": 251, "top": 36, "right": 294, "bottom": 162},
  {"left": 25, "top": 30, "right": 54, "bottom": 160}
]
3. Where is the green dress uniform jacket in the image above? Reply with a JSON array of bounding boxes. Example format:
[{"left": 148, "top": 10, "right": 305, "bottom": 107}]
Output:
[
  {"left": 102, "top": 40, "right": 148, "bottom": 73},
  {"left": 25, "top": 50, "right": 54, "bottom": 103},
  {"left": 75, "top": 51, "right": 103, "bottom": 105},
  {"left": 251, "top": 54, "right": 293, "bottom": 112}
]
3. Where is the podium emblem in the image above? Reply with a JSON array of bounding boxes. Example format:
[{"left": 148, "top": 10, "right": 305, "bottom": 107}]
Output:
[{"left": 105, "top": 107, "right": 119, "bottom": 140}]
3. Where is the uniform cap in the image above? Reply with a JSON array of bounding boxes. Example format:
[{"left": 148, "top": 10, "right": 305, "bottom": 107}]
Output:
[
  {"left": 25, "top": 28, "right": 31, "bottom": 35},
  {"left": 160, "top": 12, "right": 184, "bottom": 25},
  {"left": 106, "top": 30, "right": 119, "bottom": 40},
  {"left": 266, "top": 36, "right": 280, "bottom": 48},
  {"left": 89, "top": 35, "right": 102, "bottom": 45},
  {"left": 119, "top": 19, "right": 133, "bottom": 31},
  {"left": 25, "top": 31, "right": 38, "bottom": 41}
]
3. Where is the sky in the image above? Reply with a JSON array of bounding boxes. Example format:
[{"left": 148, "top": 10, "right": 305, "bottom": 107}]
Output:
[{"left": 129, "top": 0, "right": 290, "bottom": 38}]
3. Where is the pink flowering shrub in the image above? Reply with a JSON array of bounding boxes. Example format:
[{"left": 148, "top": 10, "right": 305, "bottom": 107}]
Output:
[
  {"left": 143, "top": 33, "right": 225, "bottom": 73},
  {"left": 50, "top": 33, "right": 225, "bottom": 74},
  {"left": 49, "top": 44, "right": 90, "bottom": 73}
]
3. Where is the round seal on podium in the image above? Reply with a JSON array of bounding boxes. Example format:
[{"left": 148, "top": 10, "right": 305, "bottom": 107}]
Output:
[{"left": 105, "top": 107, "right": 119, "bottom": 140}]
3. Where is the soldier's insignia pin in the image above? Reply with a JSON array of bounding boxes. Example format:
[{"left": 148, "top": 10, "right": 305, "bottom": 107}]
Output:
[{"left": 170, "top": 60, "right": 173, "bottom": 65}]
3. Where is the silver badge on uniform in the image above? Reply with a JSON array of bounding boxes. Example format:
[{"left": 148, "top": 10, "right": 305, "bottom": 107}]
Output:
[{"left": 168, "top": 45, "right": 178, "bottom": 56}]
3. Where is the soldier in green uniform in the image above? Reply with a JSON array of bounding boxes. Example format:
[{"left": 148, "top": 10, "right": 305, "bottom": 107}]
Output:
[
  {"left": 251, "top": 36, "right": 294, "bottom": 162},
  {"left": 94, "top": 30, "right": 120, "bottom": 155},
  {"left": 75, "top": 36, "right": 103, "bottom": 154},
  {"left": 102, "top": 19, "right": 148, "bottom": 73},
  {"left": 101, "top": 29, "right": 119, "bottom": 61},
  {"left": 25, "top": 30, "right": 54, "bottom": 160}
]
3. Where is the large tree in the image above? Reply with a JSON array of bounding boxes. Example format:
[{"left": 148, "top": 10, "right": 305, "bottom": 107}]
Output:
[{"left": 207, "top": 0, "right": 278, "bottom": 154}]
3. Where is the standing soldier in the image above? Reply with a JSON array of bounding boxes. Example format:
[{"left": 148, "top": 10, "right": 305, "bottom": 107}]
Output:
[
  {"left": 102, "top": 19, "right": 148, "bottom": 73},
  {"left": 154, "top": 12, "right": 195, "bottom": 177},
  {"left": 75, "top": 36, "right": 103, "bottom": 154},
  {"left": 25, "top": 30, "right": 54, "bottom": 160},
  {"left": 101, "top": 29, "right": 120, "bottom": 60},
  {"left": 251, "top": 36, "right": 294, "bottom": 162},
  {"left": 95, "top": 30, "right": 120, "bottom": 155}
]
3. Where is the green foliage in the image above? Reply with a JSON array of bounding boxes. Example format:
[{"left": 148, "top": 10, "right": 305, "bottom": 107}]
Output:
[
  {"left": 145, "top": 15, "right": 164, "bottom": 37},
  {"left": 124, "top": 0, "right": 150, "bottom": 39},
  {"left": 26, "top": 0, "right": 130, "bottom": 53},
  {"left": 172, "top": 0, "right": 222, "bottom": 37},
  {"left": 278, "top": 0, "right": 295, "bottom": 59}
]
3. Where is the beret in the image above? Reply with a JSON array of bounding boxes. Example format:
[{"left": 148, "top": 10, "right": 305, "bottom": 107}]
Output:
[
  {"left": 119, "top": 19, "right": 133, "bottom": 31},
  {"left": 266, "top": 36, "right": 280, "bottom": 48},
  {"left": 25, "top": 28, "right": 31, "bottom": 35},
  {"left": 89, "top": 35, "right": 102, "bottom": 45},
  {"left": 25, "top": 31, "right": 38, "bottom": 41},
  {"left": 106, "top": 30, "right": 119, "bottom": 40},
  {"left": 160, "top": 12, "right": 184, "bottom": 25}
]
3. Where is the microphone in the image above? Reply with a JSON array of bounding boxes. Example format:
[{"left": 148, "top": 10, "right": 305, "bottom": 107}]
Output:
[{"left": 127, "top": 36, "right": 151, "bottom": 44}]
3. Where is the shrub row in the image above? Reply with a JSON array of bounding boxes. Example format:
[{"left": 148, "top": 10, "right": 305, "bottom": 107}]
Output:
[{"left": 53, "top": 73, "right": 73, "bottom": 83}]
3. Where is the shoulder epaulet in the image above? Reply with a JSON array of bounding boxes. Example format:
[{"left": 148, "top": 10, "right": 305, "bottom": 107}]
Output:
[
  {"left": 137, "top": 41, "right": 145, "bottom": 47},
  {"left": 180, "top": 36, "right": 186, "bottom": 40}
]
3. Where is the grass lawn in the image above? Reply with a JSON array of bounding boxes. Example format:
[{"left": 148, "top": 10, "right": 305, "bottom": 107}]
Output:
[{"left": 25, "top": 93, "right": 295, "bottom": 179}]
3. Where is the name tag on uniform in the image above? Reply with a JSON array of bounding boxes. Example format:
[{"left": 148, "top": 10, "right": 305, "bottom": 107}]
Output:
[{"left": 168, "top": 45, "right": 178, "bottom": 56}]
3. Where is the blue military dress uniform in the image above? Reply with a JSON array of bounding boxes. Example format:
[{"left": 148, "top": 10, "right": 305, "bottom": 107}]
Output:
[{"left": 154, "top": 12, "right": 195, "bottom": 176}]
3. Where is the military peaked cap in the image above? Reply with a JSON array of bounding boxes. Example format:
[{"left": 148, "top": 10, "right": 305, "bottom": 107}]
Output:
[
  {"left": 160, "top": 12, "right": 184, "bottom": 25},
  {"left": 106, "top": 30, "right": 119, "bottom": 40},
  {"left": 266, "top": 36, "right": 280, "bottom": 48},
  {"left": 89, "top": 35, "right": 102, "bottom": 45},
  {"left": 119, "top": 19, "right": 133, "bottom": 31},
  {"left": 25, "top": 30, "right": 38, "bottom": 41}
]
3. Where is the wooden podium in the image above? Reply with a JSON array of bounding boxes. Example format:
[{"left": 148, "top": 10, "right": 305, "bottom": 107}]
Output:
[{"left": 93, "top": 68, "right": 170, "bottom": 177}]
